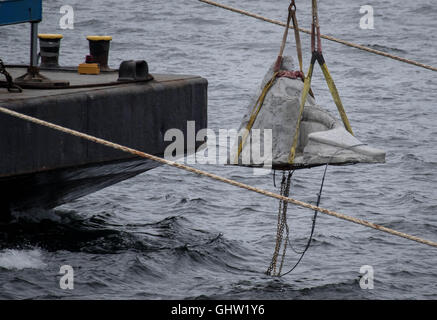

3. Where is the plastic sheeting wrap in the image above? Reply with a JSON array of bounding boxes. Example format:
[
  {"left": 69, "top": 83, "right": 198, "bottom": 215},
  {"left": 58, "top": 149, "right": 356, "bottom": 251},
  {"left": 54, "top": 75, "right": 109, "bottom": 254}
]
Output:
[{"left": 230, "top": 56, "right": 385, "bottom": 170}]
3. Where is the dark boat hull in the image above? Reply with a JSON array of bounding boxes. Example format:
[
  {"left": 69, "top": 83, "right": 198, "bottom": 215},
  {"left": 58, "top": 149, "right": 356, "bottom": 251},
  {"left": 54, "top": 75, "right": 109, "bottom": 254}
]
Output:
[
  {"left": 0, "top": 69, "right": 208, "bottom": 219},
  {"left": 1, "top": 156, "right": 159, "bottom": 213}
]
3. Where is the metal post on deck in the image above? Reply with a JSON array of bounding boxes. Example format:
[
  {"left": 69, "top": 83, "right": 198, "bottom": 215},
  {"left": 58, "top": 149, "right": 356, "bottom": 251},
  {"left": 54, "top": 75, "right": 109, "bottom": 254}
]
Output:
[
  {"left": 30, "top": 21, "right": 39, "bottom": 68},
  {"left": 14, "top": 18, "right": 69, "bottom": 87}
]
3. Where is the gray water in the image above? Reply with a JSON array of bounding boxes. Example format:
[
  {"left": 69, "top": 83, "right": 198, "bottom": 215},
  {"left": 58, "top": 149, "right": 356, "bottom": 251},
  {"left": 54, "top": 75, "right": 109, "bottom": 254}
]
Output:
[{"left": 0, "top": 0, "right": 436, "bottom": 300}]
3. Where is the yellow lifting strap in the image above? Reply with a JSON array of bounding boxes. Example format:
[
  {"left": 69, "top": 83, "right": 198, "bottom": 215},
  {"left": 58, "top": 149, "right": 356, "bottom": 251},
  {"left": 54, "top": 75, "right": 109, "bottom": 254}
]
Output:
[
  {"left": 234, "top": 72, "right": 278, "bottom": 163},
  {"left": 277, "top": 0, "right": 302, "bottom": 71},
  {"left": 235, "top": 0, "right": 302, "bottom": 162},
  {"left": 288, "top": 0, "right": 353, "bottom": 164},
  {"left": 288, "top": 62, "right": 315, "bottom": 163},
  {"left": 290, "top": 1, "right": 303, "bottom": 73},
  {"left": 320, "top": 61, "right": 354, "bottom": 135}
]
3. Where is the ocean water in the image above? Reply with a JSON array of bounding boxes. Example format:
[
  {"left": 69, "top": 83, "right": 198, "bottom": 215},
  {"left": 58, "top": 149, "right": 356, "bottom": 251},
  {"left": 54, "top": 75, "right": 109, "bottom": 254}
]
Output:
[{"left": 0, "top": 0, "right": 436, "bottom": 300}]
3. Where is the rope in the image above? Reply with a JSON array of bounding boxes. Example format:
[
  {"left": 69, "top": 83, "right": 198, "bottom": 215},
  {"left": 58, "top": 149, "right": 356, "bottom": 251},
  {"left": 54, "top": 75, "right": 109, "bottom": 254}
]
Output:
[
  {"left": 198, "top": 0, "right": 437, "bottom": 73},
  {"left": 0, "top": 106, "right": 436, "bottom": 249}
]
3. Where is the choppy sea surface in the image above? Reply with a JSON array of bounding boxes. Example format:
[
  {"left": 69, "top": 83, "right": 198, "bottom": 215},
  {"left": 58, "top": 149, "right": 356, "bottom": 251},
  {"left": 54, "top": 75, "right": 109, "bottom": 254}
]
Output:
[{"left": 0, "top": 0, "right": 436, "bottom": 299}]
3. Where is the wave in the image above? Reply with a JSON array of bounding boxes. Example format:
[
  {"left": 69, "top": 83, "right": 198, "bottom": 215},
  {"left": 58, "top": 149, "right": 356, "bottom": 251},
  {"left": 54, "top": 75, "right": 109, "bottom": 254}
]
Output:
[
  {"left": 363, "top": 43, "right": 408, "bottom": 55},
  {"left": 0, "top": 249, "right": 47, "bottom": 271}
]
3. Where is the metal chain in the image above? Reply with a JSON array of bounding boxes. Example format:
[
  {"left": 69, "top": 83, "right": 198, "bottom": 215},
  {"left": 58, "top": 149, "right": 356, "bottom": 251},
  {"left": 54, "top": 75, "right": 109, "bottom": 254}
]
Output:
[
  {"left": 0, "top": 59, "right": 22, "bottom": 93},
  {"left": 266, "top": 173, "right": 285, "bottom": 276},
  {"left": 277, "top": 170, "right": 293, "bottom": 275},
  {"left": 266, "top": 170, "right": 293, "bottom": 276}
]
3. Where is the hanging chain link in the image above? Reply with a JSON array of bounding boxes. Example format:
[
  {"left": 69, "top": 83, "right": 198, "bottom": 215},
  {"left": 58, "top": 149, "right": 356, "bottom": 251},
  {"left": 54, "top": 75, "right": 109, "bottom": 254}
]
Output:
[
  {"left": 266, "top": 170, "right": 293, "bottom": 276},
  {"left": 0, "top": 59, "right": 22, "bottom": 93}
]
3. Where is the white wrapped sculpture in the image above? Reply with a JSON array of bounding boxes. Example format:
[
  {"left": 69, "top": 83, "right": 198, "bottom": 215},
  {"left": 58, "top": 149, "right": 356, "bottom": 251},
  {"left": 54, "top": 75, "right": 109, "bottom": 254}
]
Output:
[{"left": 231, "top": 56, "right": 385, "bottom": 170}]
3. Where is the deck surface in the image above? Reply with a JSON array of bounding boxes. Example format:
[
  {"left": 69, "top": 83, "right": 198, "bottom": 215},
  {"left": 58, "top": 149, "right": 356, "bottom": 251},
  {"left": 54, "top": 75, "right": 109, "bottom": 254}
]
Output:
[{"left": 0, "top": 66, "right": 201, "bottom": 102}]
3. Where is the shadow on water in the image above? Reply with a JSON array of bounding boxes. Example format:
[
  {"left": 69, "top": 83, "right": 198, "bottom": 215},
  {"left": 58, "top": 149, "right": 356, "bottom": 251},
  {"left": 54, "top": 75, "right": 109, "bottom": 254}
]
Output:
[
  {"left": 0, "top": 201, "right": 12, "bottom": 223},
  {"left": 0, "top": 208, "right": 149, "bottom": 253},
  {"left": 0, "top": 209, "right": 250, "bottom": 272}
]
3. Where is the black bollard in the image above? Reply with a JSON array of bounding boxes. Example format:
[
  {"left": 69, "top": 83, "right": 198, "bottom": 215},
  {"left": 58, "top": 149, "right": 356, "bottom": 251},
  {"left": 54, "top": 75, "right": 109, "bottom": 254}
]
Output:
[
  {"left": 86, "top": 36, "right": 112, "bottom": 71},
  {"left": 38, "top": 34, "right": 63, "bottom": 68}
]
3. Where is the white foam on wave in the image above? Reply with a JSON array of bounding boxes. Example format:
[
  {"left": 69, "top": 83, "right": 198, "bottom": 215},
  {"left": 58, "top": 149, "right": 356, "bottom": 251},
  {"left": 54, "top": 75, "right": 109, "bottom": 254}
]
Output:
[{"left": 0, "top": 249, "right": 47, "bottom": 270}]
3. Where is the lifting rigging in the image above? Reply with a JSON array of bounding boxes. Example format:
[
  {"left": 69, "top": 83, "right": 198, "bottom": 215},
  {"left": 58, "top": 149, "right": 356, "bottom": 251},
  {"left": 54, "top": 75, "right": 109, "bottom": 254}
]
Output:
[
  {"left": 230, "top": 0, "right": 382, "bottom": 276},
  {"left": 0, "top": 0, "right": 435, "bottom": 278}
]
